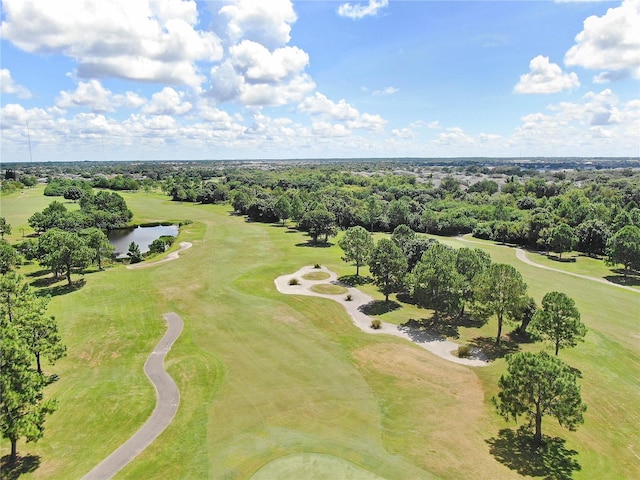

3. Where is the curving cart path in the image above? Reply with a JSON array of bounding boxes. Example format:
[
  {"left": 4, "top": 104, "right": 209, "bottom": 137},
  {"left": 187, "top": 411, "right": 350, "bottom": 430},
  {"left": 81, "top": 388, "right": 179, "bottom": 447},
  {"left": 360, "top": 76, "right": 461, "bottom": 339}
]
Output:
[
  {"left": 126, "top": 242, "right": 192, "bottom": 270},
  {"left": 455, "top": 234, "right": 638, "bottom": 294},
  {"left": 82, "top": 312, "right": 184, "bottom": 480},
  {"left": 275, "top": 266, "right": 488, "bottom": 367}
]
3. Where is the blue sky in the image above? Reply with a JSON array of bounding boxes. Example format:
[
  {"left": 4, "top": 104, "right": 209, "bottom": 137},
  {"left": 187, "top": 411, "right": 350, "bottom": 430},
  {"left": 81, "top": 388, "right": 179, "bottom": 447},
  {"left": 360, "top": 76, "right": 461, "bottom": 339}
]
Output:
[{"left": 1, "top": 0, "right": 638, "bottom": 162}]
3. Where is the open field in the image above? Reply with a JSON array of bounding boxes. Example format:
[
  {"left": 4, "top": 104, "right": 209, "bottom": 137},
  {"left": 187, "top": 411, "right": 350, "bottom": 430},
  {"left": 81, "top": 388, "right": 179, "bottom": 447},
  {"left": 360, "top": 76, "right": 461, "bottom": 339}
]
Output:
[{"left": 1, "top": 187, "right": 638, "bottom": 479}]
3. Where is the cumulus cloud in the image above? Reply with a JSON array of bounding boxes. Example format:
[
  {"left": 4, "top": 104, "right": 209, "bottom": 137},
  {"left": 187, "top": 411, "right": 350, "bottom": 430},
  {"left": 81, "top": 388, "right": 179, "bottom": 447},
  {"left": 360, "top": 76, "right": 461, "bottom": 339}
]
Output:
[
  {"left": 206, "top": 1, "right": 313, "bottom": 106},
  {"left": 0, "top": 0, "right": 223, "bottom": 86},
  {"left": 56, "top": 80, "right": 145, "bottom": 112},
  {"left": 60, "top": 81, "right": 147, "bottom": 112},
  {"left": 564, "top": 0, "right": 640, "bottom": 80},
  {"left": 338, "top": 0, "right": 389, "bottom": 19},
  {"left": 219, "top": 0, "right": 297, "bottom": 49},
  {"left": 142, "top": 87, "right": 192, "bottom": 115},
  {"left": 299, "top": 92, "right": 386, "bottom": 132},
  {"left": 0, "top": 69, "right": 32, "bottom": 99},
  {"left": 230, "top": 41, "right": 309, "bottom": 83},
  {"left": 514, "top": 56, "right": 580, "bottom": 94},
  {"left": 299, "top": 92, "right": 360, "bottom": 120}
]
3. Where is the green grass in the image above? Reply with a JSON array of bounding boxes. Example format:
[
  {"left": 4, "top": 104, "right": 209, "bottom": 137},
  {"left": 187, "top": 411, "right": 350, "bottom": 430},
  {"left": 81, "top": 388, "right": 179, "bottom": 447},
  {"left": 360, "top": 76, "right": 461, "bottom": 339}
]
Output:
[
  {"left": 1, "top": 192, "right": 638, "bottom": 480},
  {"left": 309, "top": 283, "right": 348, "bottom": 295},
  {"left": 302, "top": 271, "right": 331, "bottom": 281}
]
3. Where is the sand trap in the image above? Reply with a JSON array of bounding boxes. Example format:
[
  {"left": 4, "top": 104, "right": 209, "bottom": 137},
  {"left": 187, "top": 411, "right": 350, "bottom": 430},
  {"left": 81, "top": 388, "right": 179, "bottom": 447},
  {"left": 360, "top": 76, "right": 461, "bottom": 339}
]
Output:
[{"left": 275, "top": 266, "right": 489, "bottom": 367}]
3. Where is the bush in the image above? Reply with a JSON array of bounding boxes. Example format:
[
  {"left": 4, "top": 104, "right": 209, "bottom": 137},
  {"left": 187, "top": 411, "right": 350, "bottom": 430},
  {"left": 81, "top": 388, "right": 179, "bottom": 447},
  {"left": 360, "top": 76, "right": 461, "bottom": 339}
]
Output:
[
  {"left": 314, "top": 263, "right": 321, "bottom": 269},
  {"left": 345, "top": 294, "right": 352, "bottom": 301},
  {"left": 371, "top": 318, "right": 382, "bottom": 329},
  {"left": 288, "top": 278, "right": 299, "bottom": 286},
  {"left": 457, "top": 345, "right": 471, "bottom": 358}
]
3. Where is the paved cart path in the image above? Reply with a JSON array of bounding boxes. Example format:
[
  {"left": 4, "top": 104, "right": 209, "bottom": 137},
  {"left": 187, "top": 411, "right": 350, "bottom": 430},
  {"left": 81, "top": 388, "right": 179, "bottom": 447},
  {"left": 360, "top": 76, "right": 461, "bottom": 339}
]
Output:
[
  {"left": 275, "top": 266, "right": 488, "bottom": 367},
  {"left": 82, "top": 312, "right": 183, "bottom": 480},
  {"left": 126, "top": 242, "right": 192, "bottom": 270}
]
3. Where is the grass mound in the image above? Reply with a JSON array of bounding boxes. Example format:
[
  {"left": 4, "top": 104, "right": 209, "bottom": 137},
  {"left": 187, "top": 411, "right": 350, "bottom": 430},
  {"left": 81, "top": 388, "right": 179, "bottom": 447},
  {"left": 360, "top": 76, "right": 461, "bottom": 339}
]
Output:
[
  {"left": 309, "top": 283, "right": 348, "bottom": 295},
  {"left": 302, "top": 271, "right": 331, "bottom": 281}
]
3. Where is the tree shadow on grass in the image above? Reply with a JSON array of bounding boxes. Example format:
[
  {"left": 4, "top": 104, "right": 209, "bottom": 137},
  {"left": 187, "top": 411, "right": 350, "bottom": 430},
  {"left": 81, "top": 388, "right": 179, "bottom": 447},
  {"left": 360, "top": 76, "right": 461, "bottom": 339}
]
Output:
[
  {"left": 338, "top": 274, "right": 372, "bottom": 287},
  {"left": 486, "top": 428, "right": 581, "bottom": 480},
  {"left": 294, "top": 241, "right": 334, "bottom": 248},
  {"left": 405, "top": 317, "right": 459, "bottom": 338},
  {"left": 359, "top": 300, "right": 401, "bottom": 316},
  {"left": 0, "top": 454, "right": 41, "bottom": 480},
  {"left": 30, "top": 275, "right": 61, "bottom": 288},
  {"left": 36, "top": 279, "right": 86, "bottom": 298},
  {"left": 604, "top": 274, "right": 640, "bottom": 288},
  {"left": 469, "top": 336, "right": 520, "bottom": 360},
  {"left": 26, "top": 269, "right": 50, "bottom": 278},
  {"left": 398, "top": 318, "right": 447, "bottom": 343}
]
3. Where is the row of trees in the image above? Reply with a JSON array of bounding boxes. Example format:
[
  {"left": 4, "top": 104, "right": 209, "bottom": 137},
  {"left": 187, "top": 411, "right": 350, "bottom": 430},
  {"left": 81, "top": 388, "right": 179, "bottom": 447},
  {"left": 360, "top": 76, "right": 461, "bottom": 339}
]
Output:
[{"left": 340, "top": 225, "right": 587, "bottom": 352}]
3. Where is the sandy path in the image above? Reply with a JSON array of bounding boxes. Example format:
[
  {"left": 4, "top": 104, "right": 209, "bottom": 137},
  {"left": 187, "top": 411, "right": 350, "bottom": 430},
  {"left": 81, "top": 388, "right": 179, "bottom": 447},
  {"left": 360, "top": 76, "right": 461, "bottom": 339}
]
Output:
[
  {"left": 82, "top": 312, "right": 183, "bottom": 480},
  {"left": 275, "top": 266, "right": 488, "bottom": 367},
  {"left": 126, "top": 242, "right": 192, "bottom": 270}
]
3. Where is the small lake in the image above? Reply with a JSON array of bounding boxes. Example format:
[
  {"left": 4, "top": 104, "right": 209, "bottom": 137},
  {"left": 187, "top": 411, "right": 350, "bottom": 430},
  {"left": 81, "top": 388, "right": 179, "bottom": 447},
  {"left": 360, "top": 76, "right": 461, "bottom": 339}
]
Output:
[{"left": 108, "top": 225, "right": 179, "bottom": 258}]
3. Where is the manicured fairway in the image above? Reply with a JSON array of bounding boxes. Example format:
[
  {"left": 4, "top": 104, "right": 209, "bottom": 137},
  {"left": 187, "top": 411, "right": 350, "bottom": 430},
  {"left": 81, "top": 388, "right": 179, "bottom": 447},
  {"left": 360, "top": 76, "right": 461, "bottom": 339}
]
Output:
[{"left": 1, "top": 188, "right": 638, "bottom": 480}]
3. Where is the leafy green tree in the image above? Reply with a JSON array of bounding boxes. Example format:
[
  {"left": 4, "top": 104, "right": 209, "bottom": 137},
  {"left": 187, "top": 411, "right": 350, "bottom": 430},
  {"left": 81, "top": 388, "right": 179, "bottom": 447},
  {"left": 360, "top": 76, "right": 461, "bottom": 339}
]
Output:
[
  {"left": 410, "top": 242, "right": 462, "bottom": 317},
  {"left": 0, "top": 217, "right": 11, "bottom": 239},
  {"left": 546, "top": 223, "right": 577, "bottom": 259},
  {"left": 364, "top": 196, "right": 382, "bottom": 232},
  {"left": 300, "top": 208, "right": 337, "bottom": 244},
  {"left": 81, "top": 227, "right": 115, "bottom": 270},
  {"left": 494, "top": 351, "right": 586, "bottom": 444},
  {"left": 576, "top": 219, "right": 609, "bottom": 257},
  {"left": 274, "top": 195, "right": 292, "bottom": 225},
  {"left": 63, "top": 186, "right": 84, "bottom": 202},
  {"left": 231, "top": 190, "right": 252, "bottom": 214},
  {"left": 127, "top": 242, "right": 143, "bottom": 264},
  {"left": 455, "top": 247, "right": 491, "bottom": 317},
  {"left": 606, "top": 225, "right": 640, "bottom": 277},
  {"left": 38, "top": 228, "right": 93, "bottom": 285},
  {"left": 290, "top": 194, "right": 305, "bottom": 225},
  {"left": 474, "top": 263, "right": 528, "bottom": 345},
  {"left": 369, "top": 238, "right": 407, "bottom": 302},
  {"left": 0, "top": 324, "right": 57, "bottom": 463},
  {"left": 391, "top": 224, "right": 416, "bottom": 254},
  {"left": 530, "top": 292, "right": 586, "bottom": 356},
  {"left": 338, "top": 226, "right": 374, "bottom": 276},
  {"left": 0, "top": 240, "right": 22, "bottom": 274}
]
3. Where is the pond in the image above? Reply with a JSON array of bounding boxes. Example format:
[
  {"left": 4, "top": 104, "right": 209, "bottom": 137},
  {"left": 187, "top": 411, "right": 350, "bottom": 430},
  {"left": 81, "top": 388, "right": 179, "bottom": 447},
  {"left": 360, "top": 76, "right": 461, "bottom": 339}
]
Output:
[{"left": 108, "top": 224, "right": 179, "bottom": 258}]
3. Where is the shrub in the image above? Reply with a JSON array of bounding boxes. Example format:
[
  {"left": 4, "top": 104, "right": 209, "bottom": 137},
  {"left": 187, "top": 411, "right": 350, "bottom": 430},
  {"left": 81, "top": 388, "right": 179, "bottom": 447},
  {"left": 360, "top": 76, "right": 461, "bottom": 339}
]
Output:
[
  {"left": 371, "top": 318, "right": 382, "bottom": 329},
  {"left": 288, "top": 278, "right": 300, "bottom": 286},
  {"left": 457, "top": 345, "right": 471, "bottom": 358},
  {"left": 345, "top": 294, "right": 353, "bottom": 301},
  {"left": 314, "top": 263, "right": 321, "bottom": 269}
]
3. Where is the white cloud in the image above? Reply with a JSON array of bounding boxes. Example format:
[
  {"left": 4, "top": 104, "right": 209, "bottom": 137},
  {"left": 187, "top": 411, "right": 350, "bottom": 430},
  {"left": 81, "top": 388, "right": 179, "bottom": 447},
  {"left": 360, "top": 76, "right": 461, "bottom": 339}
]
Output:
[
  {"left": 0, "top": 69, "right": 32, "bottom": 99},
  {"left": 514, "top": 56, "right": 580, "bottom": 94},
  {"left": 338, "top": 0, "right": 389, "bottom": 19},
  {"left": 56, "top": 80, "right": 145, "bottom": 112},
  {"left": 219, "top": 0, "right": 297, "bottom": 49},
  {"left": 298, "top": 92, "right": 360, "bottom": 120},
  {"left": 142, "top": 87, "right": 192, "bottom": 115},
  {"left": 0, "top": 0, "right": 223, "bottom": 86},
  {"left": 230, "top": 41, "right": 309, "bottom": 83},
  {"left": 564, "top": 0, "right": 640, "bottom": 80},
  {"left": 372, "top": 86, "right": 399, "bottom": 96}
]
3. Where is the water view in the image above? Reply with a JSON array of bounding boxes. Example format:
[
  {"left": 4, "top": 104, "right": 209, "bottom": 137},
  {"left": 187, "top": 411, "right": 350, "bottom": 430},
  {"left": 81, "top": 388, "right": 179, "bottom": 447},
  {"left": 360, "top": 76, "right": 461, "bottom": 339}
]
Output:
[{"left": 108, "top": 224, "right": 179, "bottom": 258}]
